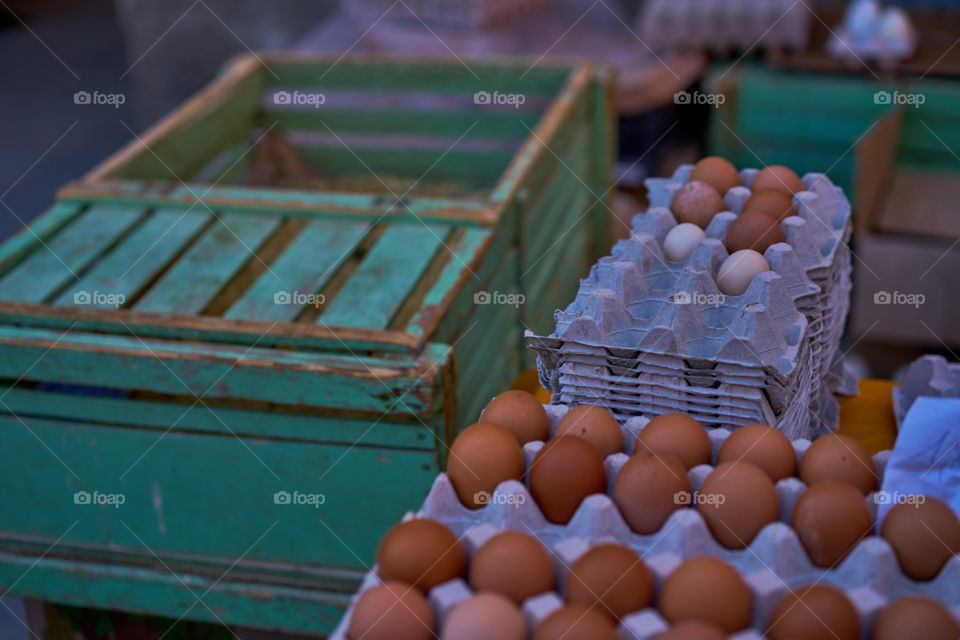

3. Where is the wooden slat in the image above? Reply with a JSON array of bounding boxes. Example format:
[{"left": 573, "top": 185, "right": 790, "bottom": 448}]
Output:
[
  {"left": 54, "top": 209, "right": 210, "bottom": 308},
  {"left": 0, "top": 205, "right": 143, "bottom": 303},
  {"left": 225, "top": 219, "right": 370, "bottom": 322},
  {"left": 0, "top": 325, "right": 448, "bottom": 414},
  {"left": 135, "top": 212, "right": 281, "bottom": 315},
  {"left": 321, "top": 224, "right": 450, "bottom": 330},
  {"left": 0, "top": 202, "right": 85, "bottom": 278},
  {"left": 404, "top": 227, "right": 491, "bottom": 340},
  {"left": 0, "top": 387, "right": 433, "bottom": 449}
]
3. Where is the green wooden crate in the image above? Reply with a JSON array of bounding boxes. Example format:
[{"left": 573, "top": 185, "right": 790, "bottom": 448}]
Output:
[
  {"left": 60, "top": 52, "right": 615, "bottom": 309},
  {"left": 707, "top": 64, "right": 960, "bottom": 199},
  {"left": 0, "top": 198, "right": 521, "bottom": 636}
]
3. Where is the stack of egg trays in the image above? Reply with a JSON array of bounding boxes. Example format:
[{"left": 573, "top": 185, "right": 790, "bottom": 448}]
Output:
[
  {"left": 530, "top": 166, "right": 852, "bottom": 439},
  {"left": 329, "top": 405, "right": 959, "bottom": 639},
  {"left": 649, "top": 166, "right": 853, "bottom": 430},
  {"left": 635, "top": 0, "right": 810, "bottom": 54},
  {"left": 892, "top": 354, "right": 960, "bottom": 427}
]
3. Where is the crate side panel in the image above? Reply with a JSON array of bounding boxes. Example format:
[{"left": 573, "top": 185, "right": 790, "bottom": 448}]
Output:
[
  {"left": 0, "top": 414, "right": 439, "bottom": 571},
  {"left": 0, "top": 202, "right": 86, "bottom": 277}
]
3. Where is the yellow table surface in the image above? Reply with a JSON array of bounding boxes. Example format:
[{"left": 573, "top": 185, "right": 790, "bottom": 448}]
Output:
[{"left": 513, "top": 372, "right": 898, "bottom": 455}]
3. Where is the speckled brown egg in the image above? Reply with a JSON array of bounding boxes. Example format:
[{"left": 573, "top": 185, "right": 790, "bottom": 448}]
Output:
[
  {"left": 671, "top": 181, "right": 725, "bottom": 228},
  {"left": 565, "top": 543, "right": 654, "bottom": 620},
  {"left": 656, "top": 620, "right": 728, "bottom": 640},
  {"left": 442, "top": 592, "right": 527, "bottom": 640},
  {"left": 377, "top": 519, "right": 466, "bottom": 592},
  {"left": 348, "top": 581, "right": 435, "bottom": 640},
  {"left": 872, "top": 596, "right": 959, "bottom": 640},
  {"left": 767, "top": 585, "right": 859, "bottom": 640},
  {"left": 555, "top": 404, "right": 624, "bottom": 458},
  {"left": 530, "top": 436, "right": 606, "bottom": 524},
  {"left": 533, "top": 604, "right": 619, "bottom": 640},
  {"left": 752, "top": 165, "right": 804, "bottom": 196},
  {"left": 635, "top": 413, "right": 711, "bottom": 469},
  {"left": 743, "top": 188, "right": 795, "bottom": 221},
  {"left": 469, "top": 530, "right": 555, "bottom": 604},
  {"left": 697, "top": 461, "right": 780, "bottom": 549},
  {"left": 659, "top": 556, "right": 752, "bottom": 633},
  {"left": 689, "top": 156, "right": 741, "bottom": 195},
  {"left": 446, "top": 422, "right": 524, "bottom": 509},
  {"left": 791, "top": 480, "right": 873, "bottom": 568},
  {"left": 799, "top": 434, "right": 878, "bottom": 495},
  {"left": 612, "top": 451, "right": 691, "bottom": 535},
  {"left": 717, "top": 423, "right": 796, "bottom": 482},
  {"left": 481, "top": 389, "right": 550, "bottom": 445},
  {"left": 880, "top": 495, "right": 960, "bottom": 581},
  {"left": 725, "top": 210, "right": 784, "bottom": 254}
]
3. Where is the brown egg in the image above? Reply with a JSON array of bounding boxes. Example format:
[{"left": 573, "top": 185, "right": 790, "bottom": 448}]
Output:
[
  {"left": 656, "top": 620, "right": 728, "bottom": 640},
  {"left": 635, "top": 413, "right": 711, "bottom": 469},
  {"left": 697, "top": 462, "right": 780, "bottom": 549},
  {"left": 799, "top": 434, "right": 878, "bottom": 495},
  {"left": 555, "top": 405, "right": 624, "bottom": 458},
  {"left": 377, "top": 519, "right": 466, "bottom": 592},
  {"left": 470, "top": 530, "right": 556, "bottom": 604},
  {"left": 533, "top": 604, "right": 619, "bottom": 640},
  {"left": 529, "top": 436, "right": 606, "bottom": 524},
  {"left": 659, "top": 556, "right": 751, "bottom": 633},
  {"left": 880, "top": 495, "right": 960, "bottom": 581},
  {"left": 565, "top": 543, "right": 654, "bottom": 620},
  {"left": 767, "top": 584, "right": 859, "bottom": 640},
  {"left": 447, "top": 422, "right": 524, "bottom": 509},
  {"left": 752, "top": 165, "right": 804, "bottom": 196},
  {"left": 872, "top": 596, "right": 959, "bottom": 640},
  {"left": 689, "top": 156, "right": 741, "bottom": 195},
  {"left": 671, "top": 181, "right": 725, "bottom": 228},
  {"left": 348, "top": 581, "right": 435, "bottom": 640},
  {"left": 441, "top": 592, "right": 527, "bottom": 640},
  {"left": 743, "top": 188, "right": 795, "bottom": 221},
  {"left": 792, "top": 480, "right": 873, "bottom": 568},
  {"left": 612, "top": 451, "right": 691, "bottom": 534},
  {"left": 717, "top": 423, "right": 796, "bottom": 482},
  {"left": 725, "top": 210, "right": 784, "bottom": 254},
  {"left": 481, "top": 389, "right": 550, "bottom": 445}
]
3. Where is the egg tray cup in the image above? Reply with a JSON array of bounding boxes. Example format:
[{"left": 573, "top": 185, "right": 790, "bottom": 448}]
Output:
[
  {"left": 893, "top": 354, "right": 960, "bottom": 427},
  {"left": 329, "top": 404, "right": 959, "bottom": 640},
  {"left": 635, "top": 0, "right": 811, "bottom": 55},
  {"left": 530, "top": 166, "right": 853, "bottom": 439}
]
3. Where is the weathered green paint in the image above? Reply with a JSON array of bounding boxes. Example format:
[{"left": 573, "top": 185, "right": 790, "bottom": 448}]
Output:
[
  {"left": 0, "top": 325, "right": 447, "bottom": 414},
  {"left": 0, "top": 205, "right": 143, "bottom": 303},
  {"left": 0, "top": 201, "right": 85, "bottom": 277},
  {"left": 55, "top": 208, "right": 211, "bottom": 307},
  {"left": 226, "top": 219, "right": 371, "bottom": 321},
  {"left": 0, "top": 552, "right": 350, "bottom": 637},
  {"left": 135, "top": 213, "right": 281, "bottom": 314},
  {"left": 0, "top": 386, "right": 433, "bottom": 449},
  {"left": 405, "top": 227, "right": 491, "bottom": 340},
  {"left": 321, "top": 223, "right": 451, "bottom": 330}
]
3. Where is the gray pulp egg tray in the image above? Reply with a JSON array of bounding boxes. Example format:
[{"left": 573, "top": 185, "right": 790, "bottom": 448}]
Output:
[
  {"left": 636, "top": 0, "right": 810, "bottom": 55},
  {"left": 529, "top": 166, "right": 853, "bottom": 440},
  {"left": 893, "top": 354, "right": 960, "bottom": 427},
  {"left": 330, "top": 405, "right": 958, "bottom": 640}
]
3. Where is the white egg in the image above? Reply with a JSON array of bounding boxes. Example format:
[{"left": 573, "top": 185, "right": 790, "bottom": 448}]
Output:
[
  {"left": 845, "top": 0, "right": 881, "bottom": 41},
  {"left": 663, "top": 223, "right": 707, "bottom": 262},
  {"left": 717, "top": 250, "right": 770, "bottom": 296}
]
